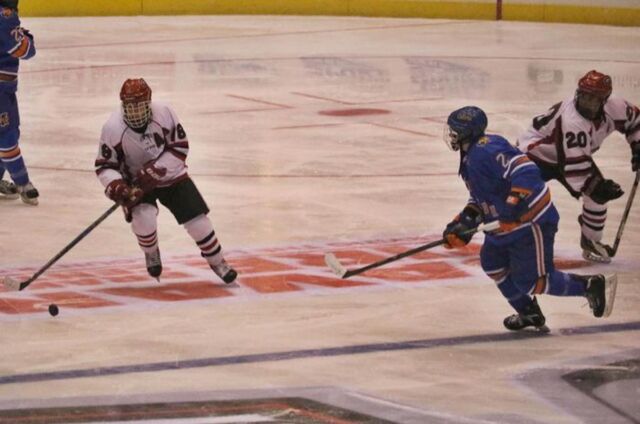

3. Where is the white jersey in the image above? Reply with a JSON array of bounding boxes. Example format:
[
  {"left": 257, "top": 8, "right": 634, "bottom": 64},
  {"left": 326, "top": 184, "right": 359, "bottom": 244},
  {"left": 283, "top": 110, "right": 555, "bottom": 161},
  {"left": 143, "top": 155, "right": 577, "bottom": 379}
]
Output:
[
  {"left": 517, "top": 95, "right": 640, "bottom": 194},
  {"left": 95, "top": 101, "right": 190, "bottom": 189}
]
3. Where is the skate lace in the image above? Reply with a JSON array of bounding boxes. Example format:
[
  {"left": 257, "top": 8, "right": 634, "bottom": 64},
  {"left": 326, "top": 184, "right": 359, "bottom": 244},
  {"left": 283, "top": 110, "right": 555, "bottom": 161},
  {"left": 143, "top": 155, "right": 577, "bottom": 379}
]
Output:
[
  {"left": 19, "top": 182, "right": 38, "bottom": 197},
  {"left": 0, "top": 180, "right": 16, "bottom": 193},
  {"left": 146, "top": 251, "right": 161, "bottom": 267},
  {"left": 213, "top": 261, "right": 233, "bottom": 277},
  {"left": 584, "top": 280, "right": 602, "bottom": 312}
]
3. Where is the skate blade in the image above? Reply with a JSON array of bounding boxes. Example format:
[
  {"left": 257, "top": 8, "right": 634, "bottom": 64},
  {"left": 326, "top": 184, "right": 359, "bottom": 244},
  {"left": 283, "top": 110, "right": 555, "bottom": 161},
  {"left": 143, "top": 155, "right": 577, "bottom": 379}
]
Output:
[
  {"left": 582, "top": 250, "right": 611, "bottom": 264},
  {"left": 21, "top": 197, "right": 39, "bottom": 206},
  {"left": 602, "top": 274, "right": 618, "bottom": 318},
  {"left": 0, "top": 193, "right": 19, "bottom": 200},
  {"left": 511, "top": 325, "right": 550, "bottom": 334},
  {"left": 535, "top": 325, "right": 551, "bottom": 333}
]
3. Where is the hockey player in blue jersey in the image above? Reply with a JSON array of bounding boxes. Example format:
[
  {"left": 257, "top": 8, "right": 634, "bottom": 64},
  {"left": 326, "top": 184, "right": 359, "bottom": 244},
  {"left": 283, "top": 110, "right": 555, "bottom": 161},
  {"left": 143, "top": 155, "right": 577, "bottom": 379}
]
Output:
[
  {"left": 441, "top": 106, "right": 618, "bottom": 331},
  {"left": 0, "top": 0, "right": 38, "bottom": 205}
]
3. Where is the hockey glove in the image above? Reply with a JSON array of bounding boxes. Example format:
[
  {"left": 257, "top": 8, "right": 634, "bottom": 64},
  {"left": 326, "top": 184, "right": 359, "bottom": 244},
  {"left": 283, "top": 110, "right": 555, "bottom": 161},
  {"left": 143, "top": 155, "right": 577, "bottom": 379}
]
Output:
[
  {"left": 105, "top": 179, "right": 143, "bottom": 208},
  {"left": 584, "top": 174, "right": 624, "bottom": 205},
  {"left": 443, "top": 205, "right": 482, "bottom": 249},
  {"left": 136, "top": 162, "right": 167, "bottom": 193},
  {"left": 631, "top": 142, "right": 640, "bottom": 172},
  {"left": 20, "top": 28, "right": 33, "bottom": 40}
]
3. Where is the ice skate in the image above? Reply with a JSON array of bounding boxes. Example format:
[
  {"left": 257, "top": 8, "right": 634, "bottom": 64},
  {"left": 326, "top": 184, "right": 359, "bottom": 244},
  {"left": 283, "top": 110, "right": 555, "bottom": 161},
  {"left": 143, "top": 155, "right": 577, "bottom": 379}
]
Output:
[
  {"left": 584, "top": 274, "right": 618, "bottom": 318},
  {"left": 503, "top": 297, "right": 550, "bottom": 333},
  {"left": 211, "top": 259, "right": 237, "bottom": 284},
  {"left": 0, "top": 179, "right": 18, "bottom": 200},
  {"left": 581, "top": 234, "right": 613, "bottom": 264},
  {"left": 145, "top": 248, "right": 162, "bottom": 281},
  {"left": 17, "top": 181, "right": 39, "bottom": 206}
]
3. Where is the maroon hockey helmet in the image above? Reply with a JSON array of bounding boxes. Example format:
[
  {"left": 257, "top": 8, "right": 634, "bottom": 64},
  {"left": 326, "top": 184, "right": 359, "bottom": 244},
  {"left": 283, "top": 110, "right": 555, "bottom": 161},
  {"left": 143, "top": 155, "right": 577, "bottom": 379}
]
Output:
[
  {"left": 577, "top": 70, "right": 612, "bottom": 99},
  {"left": 575, "top": 70, "right": 612, "bottom": 120},
  {"left": 120, "top": 78, "right": 152, "bottom": 129}
]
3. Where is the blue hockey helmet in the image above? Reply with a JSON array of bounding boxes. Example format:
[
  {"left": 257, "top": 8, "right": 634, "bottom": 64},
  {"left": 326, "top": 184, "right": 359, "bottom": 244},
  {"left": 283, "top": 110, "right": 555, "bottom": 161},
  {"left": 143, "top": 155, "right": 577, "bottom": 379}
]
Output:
[
  {"left": 0, "top": 0, "right": 18, "bottom": 9},
  {"left": 444, "top": 106, "right": 488, "bottom": 151}
]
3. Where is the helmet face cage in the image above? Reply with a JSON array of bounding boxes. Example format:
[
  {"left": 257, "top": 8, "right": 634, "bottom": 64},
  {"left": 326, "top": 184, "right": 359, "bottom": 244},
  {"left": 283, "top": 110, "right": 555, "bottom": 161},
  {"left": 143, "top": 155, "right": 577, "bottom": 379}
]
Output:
[
  {"left": 122, "top": 101, "right": 151, "bottom": 129},
  {"left": 443, "top": 125, "right": 461, "bottom": 151},
  {"left": 575, "top": 70, "right": 612, "bottom": 120},
  {"left": 120, "top": 78, "right": 152, "bottom": 129}
]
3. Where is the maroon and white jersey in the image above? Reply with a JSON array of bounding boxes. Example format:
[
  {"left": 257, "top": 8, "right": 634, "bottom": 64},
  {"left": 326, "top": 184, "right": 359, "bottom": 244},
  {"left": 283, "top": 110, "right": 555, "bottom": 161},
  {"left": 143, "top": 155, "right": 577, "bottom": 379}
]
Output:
[
  {"left": 517, "top": 95, "right": 640, "bottom": 194},
  {"left": 95, "top": 101, "right": 189, "bottom": 189}
]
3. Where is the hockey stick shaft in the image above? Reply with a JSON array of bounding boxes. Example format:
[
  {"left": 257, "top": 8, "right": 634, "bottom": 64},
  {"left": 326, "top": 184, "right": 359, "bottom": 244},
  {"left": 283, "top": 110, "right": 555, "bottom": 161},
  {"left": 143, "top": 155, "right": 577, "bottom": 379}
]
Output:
[
  {"left": 340, "top": 238, "right": 446, "bottom": 279},
  {"left": 15, "top": 203, "right": 120, "bottom": 291},
  {"left": 612, "top": 171, "right": 639, "bottom": 256},
  {"left": 328, "top": 221, "right": 499, "bottom": 279}
]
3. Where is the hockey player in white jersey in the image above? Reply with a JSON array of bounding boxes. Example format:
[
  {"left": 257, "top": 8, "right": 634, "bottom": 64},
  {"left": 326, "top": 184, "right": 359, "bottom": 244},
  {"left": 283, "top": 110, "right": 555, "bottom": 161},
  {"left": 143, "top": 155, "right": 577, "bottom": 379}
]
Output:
[
  {"left": 518, "top": 70, "right": 640, "bottom": 263},
  {"left": 95, "top": 78, "right": 237, "bottom": 284}
]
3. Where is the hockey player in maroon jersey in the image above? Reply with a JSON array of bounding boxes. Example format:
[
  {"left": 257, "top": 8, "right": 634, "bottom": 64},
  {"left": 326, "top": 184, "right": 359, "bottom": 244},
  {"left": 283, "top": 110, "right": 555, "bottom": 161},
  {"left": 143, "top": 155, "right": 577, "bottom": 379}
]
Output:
[
  {"left": 95, "top": 78, "right": 237, "bottom": 284},
  {"left": 518, "top": 70, "right": 640, "bottom": 263}
]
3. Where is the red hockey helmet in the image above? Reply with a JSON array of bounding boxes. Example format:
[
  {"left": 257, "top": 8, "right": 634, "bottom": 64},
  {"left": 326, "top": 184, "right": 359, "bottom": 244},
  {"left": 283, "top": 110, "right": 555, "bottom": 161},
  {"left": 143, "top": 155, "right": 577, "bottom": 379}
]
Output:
[
  {"left": 577, "top": 70, "right": 612, "bottom": 99},
  {"left": 575, "top": 70, "right": 612, "bottom": 120},
  {"left": 120, "top": 78, "right": 152, "bottom": 129}
]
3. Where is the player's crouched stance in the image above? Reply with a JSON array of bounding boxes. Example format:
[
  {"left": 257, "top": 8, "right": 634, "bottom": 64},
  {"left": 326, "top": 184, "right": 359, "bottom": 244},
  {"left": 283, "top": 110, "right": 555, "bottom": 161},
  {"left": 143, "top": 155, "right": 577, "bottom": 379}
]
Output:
[
  {"left": 95, "top": 78, "right": 237, "bottom": 284},
  {"left": 441, "top": 106, "right": 617, "bottom": 331}
]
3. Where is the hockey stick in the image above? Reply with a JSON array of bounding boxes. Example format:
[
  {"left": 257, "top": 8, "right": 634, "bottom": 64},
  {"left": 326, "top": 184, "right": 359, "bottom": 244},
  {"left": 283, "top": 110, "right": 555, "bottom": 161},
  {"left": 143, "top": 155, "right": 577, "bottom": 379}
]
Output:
[
  {"left": 2, "top": 203, "right": 120, "bottom": 291},
  {"left": 611, "top": 171, "right": 639, "bottom": 256},
  {"left": 325, "top": 221, "right": 500, "bottom": 279}
]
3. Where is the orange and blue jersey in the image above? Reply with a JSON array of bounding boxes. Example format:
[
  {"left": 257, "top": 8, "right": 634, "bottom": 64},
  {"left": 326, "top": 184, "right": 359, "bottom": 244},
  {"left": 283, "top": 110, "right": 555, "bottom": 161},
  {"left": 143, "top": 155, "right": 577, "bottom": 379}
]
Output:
[
  {"left": 460, "top": 134, "right": 558, "bottom": 245},
  {"left": 0, "top": 6, "right": 35, "bottom": 93},
  {"left": 0, "top": 6, "right": 35, "bottom": 185}
]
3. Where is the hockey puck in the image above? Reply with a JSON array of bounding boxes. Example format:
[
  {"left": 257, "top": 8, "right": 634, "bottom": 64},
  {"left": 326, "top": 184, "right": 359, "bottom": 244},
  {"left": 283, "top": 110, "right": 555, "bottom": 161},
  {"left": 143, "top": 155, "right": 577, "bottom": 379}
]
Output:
[{"left": 48, "top": 304, "right": 59, "bottom": 317}]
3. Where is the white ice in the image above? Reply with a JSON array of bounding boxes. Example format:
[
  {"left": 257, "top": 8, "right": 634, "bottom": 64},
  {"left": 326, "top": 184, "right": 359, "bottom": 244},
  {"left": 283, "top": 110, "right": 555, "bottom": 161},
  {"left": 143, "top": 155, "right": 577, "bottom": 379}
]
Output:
[{"left": 0, "top": 15, "right": 639, "bottom": 423}]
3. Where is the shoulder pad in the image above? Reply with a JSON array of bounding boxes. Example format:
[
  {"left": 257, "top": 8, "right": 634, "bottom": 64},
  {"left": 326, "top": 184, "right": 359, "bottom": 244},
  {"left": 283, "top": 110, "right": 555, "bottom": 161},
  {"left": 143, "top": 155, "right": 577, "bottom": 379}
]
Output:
[{"left": 476, "top": 135, "right": 490, "bottom": 146}]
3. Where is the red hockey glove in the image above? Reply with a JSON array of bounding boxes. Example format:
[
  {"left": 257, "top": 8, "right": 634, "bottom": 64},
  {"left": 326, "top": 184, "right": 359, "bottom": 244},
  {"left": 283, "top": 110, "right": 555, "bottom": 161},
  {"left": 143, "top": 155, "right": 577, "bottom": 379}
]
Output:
[
  {"left": 135, "top": 162, "right": 167, "bottom": 193},
  {"left": 105, "top": 179, "right": 143, "bottom": 207}
]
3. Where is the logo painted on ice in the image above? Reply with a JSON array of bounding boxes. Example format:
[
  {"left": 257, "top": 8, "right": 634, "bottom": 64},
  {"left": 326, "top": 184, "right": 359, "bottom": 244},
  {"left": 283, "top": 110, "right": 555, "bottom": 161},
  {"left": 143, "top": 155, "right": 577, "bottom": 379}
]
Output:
[{"left": 0, "top": 238, "right": 591, "bottom": 316}]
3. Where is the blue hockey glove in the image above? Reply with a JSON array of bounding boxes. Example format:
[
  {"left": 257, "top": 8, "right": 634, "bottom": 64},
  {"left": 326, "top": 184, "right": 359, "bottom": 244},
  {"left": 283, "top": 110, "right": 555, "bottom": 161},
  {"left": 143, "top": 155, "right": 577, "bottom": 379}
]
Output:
[{"left": 443, "top": 205, "right": 482, "bottom": 249}]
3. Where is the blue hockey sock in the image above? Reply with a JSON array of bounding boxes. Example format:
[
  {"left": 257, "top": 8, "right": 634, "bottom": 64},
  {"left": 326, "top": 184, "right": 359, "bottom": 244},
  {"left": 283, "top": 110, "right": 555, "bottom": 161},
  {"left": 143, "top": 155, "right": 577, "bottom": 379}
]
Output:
[
  {"left": 546, "top": 271, "right": 586, "bottom": 296},
  {"left": 0, "top": 156, "right": 29, "bottom": 186},
  {"left": 495, "top": 275, "right": 533, "bottom": 313}
]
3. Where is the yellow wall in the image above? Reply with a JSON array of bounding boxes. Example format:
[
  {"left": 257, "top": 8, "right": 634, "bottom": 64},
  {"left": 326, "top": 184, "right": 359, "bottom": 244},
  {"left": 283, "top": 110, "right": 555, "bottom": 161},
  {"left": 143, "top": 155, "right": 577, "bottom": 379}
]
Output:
[
  {"left": 19, "top": 0, "right": 640, "bottom": 26},
  {"left": 503, "top": 4, "right": 640, "bottom": 26}
]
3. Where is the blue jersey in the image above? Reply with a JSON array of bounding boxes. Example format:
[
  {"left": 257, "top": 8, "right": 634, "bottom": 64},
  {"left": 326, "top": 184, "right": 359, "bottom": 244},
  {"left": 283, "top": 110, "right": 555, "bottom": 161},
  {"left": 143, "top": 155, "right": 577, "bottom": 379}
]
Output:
[
  {"left": 460, "top": 134, "right": 559, "bottom": 244},
  {"left": 0, "top": 7, "right": 35, "bottom": 92}
]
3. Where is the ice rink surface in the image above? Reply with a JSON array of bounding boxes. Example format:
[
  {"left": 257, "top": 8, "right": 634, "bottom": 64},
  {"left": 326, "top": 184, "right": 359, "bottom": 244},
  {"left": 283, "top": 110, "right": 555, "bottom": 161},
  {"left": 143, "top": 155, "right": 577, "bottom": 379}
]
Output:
[{"left": 0, "top": 14, "right": 639, "bottom": 423}]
